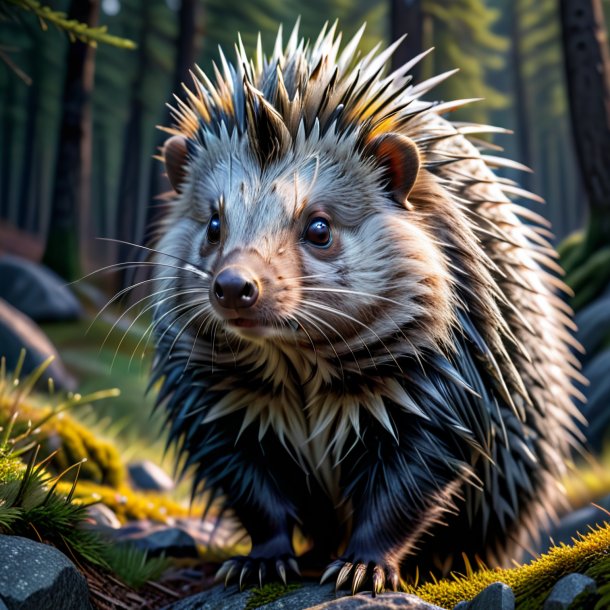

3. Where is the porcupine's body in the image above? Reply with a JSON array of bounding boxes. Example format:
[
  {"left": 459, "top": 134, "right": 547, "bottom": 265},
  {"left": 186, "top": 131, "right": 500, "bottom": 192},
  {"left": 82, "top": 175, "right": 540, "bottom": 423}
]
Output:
[{"left": 151, "top": 24, "right": 583, "bottom": 592}]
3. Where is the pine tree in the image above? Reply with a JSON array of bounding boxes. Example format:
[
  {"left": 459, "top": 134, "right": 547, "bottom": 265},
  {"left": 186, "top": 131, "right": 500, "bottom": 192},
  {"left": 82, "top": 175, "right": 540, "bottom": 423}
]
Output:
[
  {"left": 42, "top": 0, "right": 100, "bottom": 280},
  {"left": 419, "top": 0, "right": 508, "bottom": 124}
]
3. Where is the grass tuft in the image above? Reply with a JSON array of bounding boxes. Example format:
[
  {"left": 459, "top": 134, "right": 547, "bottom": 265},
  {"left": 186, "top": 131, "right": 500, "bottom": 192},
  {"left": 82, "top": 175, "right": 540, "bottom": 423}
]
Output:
[{"left": 0, "top": 351, "right": 171, "bottom": 588}]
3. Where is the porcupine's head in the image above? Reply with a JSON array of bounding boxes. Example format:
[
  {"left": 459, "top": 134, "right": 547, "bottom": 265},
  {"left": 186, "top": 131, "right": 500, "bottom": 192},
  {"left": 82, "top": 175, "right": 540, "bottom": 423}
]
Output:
[{"left": 150, "top": 23, "right": 487, "bottom": 368}]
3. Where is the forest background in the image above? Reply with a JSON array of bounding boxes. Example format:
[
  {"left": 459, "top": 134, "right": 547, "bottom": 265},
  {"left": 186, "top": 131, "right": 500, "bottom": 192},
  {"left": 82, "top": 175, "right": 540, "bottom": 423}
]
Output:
[
  {"left": 1, "top": 0, "right": 610, "bottom": 510},
  {"left": 1, "top": 0, "right": 607, "bottom": 273}
]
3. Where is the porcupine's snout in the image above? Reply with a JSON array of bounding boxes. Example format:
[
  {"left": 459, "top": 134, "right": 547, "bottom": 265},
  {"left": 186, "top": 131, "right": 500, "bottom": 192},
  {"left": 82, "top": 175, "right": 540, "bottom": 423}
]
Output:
[
  {"left": 212, "top": 267, "right": 259, "bottom": 310},
  {"left": 208, "top": 252, "right": 279, "bottom": 338}
]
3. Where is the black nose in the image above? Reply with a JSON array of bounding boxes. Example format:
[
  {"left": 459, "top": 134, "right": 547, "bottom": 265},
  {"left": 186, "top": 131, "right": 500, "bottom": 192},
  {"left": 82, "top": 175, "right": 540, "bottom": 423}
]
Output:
[{"left": 213, "top": 267, "right": 259, "bottom": 309}]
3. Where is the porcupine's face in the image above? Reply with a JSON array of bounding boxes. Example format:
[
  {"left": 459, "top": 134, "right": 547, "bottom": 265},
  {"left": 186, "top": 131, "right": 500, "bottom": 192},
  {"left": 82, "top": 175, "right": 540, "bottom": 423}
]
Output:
[{"left": 155, "top": 128, "right": 456, "bottom": 366}]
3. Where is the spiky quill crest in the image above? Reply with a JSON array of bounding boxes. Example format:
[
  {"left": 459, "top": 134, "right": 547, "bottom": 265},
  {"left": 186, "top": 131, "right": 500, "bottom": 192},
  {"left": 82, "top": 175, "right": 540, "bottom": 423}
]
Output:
[{"left": 153, "top": 21, "right": 585, "bottom": 581}]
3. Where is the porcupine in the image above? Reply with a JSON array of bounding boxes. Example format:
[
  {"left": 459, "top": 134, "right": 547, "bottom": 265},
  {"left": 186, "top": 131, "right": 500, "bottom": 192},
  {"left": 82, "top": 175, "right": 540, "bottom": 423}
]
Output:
[{"left": 149, "top": 23, "right": 584, "bottom": 593}]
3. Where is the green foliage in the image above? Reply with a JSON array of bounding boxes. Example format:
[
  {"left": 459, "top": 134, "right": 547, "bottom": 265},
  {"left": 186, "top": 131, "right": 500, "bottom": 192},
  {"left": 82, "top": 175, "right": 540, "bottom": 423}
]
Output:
[
  {"left": 198, "top": 0, "right": 387, "bottom": 73},
  {"left": 0, "top": 437, "right": 110, "bottom": 568},
  {"left": 559, "top": 229, "right": 610, "bottom": 311},
  {"left": 0, "top": 447, "right": 23, "bottom": 484},
  {"left": 245, "top": 583, "right": 302, "bottom": 610},
  {"left": 576, "top": 554, "right": 610, "bottom": 609},
  {"left": 103, "top": 544, "right": 171, "bottom": 589},
  {"left": 0, "top": 354, "right": 171, "bottom": 588},
  {"left": 0, "top": 363, "right": 125, "bottom": 487},
  {"left": 517, "top": 0, "right": 566, "bottom": 130},
  {"left": 421, "top": 0, "right": 508, "bottom": 123},
  {"left": 2, "top": 0, "right": 136, "bottom": 48}
]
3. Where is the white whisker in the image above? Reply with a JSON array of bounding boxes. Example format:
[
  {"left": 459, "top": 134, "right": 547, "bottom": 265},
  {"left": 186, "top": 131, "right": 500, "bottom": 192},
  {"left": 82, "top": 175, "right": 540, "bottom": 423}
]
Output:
[{"left": 301, "top": 299, "right": 403, "bottom": 373}]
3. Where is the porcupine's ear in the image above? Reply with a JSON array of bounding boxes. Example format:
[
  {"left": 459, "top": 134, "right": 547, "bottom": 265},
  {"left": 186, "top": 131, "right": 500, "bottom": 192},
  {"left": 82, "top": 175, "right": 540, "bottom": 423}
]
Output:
[
  {"left": 163, "top": 135, "right": 190, "bottom": 193},
  {"left": 367, "top": 133, "right": 420, "bottom": 211}
]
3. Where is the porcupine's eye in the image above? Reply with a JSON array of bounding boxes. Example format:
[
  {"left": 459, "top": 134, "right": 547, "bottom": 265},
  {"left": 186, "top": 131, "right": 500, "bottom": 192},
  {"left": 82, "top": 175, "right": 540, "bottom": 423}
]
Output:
[
  {"left": 207, "top": 213, "right": 221, "bottom": 244},
  {"left": 304, "top": 217, "right": 332, "bottom": 248}
]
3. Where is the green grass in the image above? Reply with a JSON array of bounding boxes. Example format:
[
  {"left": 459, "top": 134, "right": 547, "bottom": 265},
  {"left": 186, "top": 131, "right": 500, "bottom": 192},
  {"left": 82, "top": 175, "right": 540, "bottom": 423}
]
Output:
[{"left": 40, "top": 281, "right": 170, "bottom": 465}]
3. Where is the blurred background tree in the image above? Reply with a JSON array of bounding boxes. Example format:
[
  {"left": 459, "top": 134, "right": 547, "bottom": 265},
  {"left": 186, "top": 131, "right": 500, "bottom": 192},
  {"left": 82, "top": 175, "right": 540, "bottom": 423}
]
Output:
[{"left": 2, "top": 0, "right": 604, "bottom": 280}]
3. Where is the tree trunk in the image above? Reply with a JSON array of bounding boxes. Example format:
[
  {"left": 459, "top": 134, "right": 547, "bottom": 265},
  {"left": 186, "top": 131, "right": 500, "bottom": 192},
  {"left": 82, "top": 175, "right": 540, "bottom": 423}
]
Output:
[
  {"left": 511, "top": 1, "right": 534, "bottom": 190},
  {"left": 174, "top": 0, "right": 202, "bottom": 93},
  {"left": 19, "top": 45, "right": 40, "bottom": 232},
  {"left": 145, "top": 0, "right": 204, "bottom": 247},
  {"left": 117, "top": 2, "right": 158, "bottom": 288},
  {"left": 560, "top": 0, "right": 610, "bottom": 250},
  {"left": 390, "top": 0, "right": 423, "bottom": 79},
  {"left": 42, "top": 0, "right": 99, "bottom": 279}
]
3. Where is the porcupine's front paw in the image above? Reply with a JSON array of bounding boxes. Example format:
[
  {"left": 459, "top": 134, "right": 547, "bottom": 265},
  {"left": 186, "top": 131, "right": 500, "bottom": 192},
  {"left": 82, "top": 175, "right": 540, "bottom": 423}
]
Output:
[
  {"left": 320, "top": 557, "right": 402, "bottom": 595},
  {"left": 215, "top": 553, "right": 300, "bottom": 590}
]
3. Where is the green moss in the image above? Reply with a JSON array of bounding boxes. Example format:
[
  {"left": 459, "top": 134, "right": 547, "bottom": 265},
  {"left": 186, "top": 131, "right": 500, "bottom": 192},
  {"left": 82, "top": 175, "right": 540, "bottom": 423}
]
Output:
[
  {"left": 245, "top": 583, "right": 302, "bottom": 610},
  {"left": 0, "top": 448, "right": 24, "bottom": 484}
]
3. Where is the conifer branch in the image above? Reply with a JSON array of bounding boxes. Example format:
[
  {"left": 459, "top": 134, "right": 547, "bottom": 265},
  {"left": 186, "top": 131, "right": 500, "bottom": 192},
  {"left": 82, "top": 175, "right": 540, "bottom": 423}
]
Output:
[{"left": 3, "top": 0, "right": 137, "bottom": 49}]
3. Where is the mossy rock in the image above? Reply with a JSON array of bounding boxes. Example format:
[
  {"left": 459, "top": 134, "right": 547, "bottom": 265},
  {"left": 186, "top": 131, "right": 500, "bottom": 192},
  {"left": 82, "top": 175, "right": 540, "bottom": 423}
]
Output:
[
  {"left": 0, "top": 396, "right": 125, "bottom": 487},
  {"left": 50, "top": 413, "right": 125, "bottom": 486},
  {"left": 56, "top": 480, "right": 193, "bottom": 524},
  {"left": 410, "top": 522, "right": 610, "bottom": 609}
]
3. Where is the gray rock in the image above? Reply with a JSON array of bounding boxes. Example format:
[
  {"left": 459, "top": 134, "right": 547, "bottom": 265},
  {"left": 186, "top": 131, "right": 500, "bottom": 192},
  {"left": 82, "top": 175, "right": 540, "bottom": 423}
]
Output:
[
  {"left": 312, "top": 592, "right": 447, "bottom": 609},
  {"left": 581, "top": 350, "right": 610, "bottom": 450},
  {"left": 116, "top": 525, "right": 199, "bottom": 558},
  {"left": 575, "top": 293, "right": 610, "bottom": 357},
  {"left": 0, "top": 254, "right": 82, "bottom": 322},
  {"left": 110, "top": 517, "right": 236, "bottom": 554},
  {"left": 166, "top": 583, "right": 447, "bottom": 610},
  {"left": 84, "top": 503, "right": 122, "bottom": 530},
  {"left": 0, "top": 299, "right": 76, "bottom": 390},
  {"left": 128, "top": 460, "right": 175, "bottom": 492},
  {"left": 452, "top": 582, "right": 514, "bottom": 610},
  {"left": 174, "top": 517, "right": 237, "bottom": 549},
  {"left": 543, "top": 573, "right": 596, "bottom": 610},
  {"left": 536, "top": 494, "right": 610, "bottom": 554},
  {"left": 0, "top": 534, "right": 91, "bottom": 610}
]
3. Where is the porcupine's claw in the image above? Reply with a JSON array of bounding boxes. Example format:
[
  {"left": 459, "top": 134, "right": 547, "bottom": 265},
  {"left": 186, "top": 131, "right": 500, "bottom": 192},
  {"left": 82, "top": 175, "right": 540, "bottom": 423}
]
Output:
[
  {"left": 388, "top": 567, "right": 400, "bottom": 592},
  {"left": 323, "top": 558, "right": 402, "bottom": 595},
  {"left": 215, "top": 554, "right": 300, "bottom": 590},
  {"left": 372, "top": 565, "right": 385, "bottom": 594},
  {"left": 214, "top": 559, "right": 237, "bottom": 588},
  {"left": 276, "top": 559, "right": 287, "bottom": 585},
  {"left": 335, "top": 561, "right": 353, "bottom": 591},
  {"left": 287, "top": 557, "right": 301, "bottom": 576},
  {"left": 352, "top": 563, "right": 367, "bottom": 595},
  {"left": 239, "top": 560, "right": 252, "bottom": 591},
  {"left": 319, "top": 559, "right": 342, "bottom": 584}
]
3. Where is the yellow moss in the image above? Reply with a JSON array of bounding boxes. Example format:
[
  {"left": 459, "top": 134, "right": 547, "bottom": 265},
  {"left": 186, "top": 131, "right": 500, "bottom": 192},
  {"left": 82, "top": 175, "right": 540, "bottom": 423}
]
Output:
[
  {"left": 0, "top": 449, "right": 24, "bottom": 484},
  {"left": 56, "top": 480, "right": 194, "bottom": 523},
  {"left": 410, "top": 523, "right": 610, "bottom": 609},
  {"left": 564, "top": 452, "right": 610, "bottom": 509},
  {"left": 51, "top": 413, "right": 125, "bottom": 486},
  {"left": 0, "top": 396, "right": 125, "bottom": 487}
]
